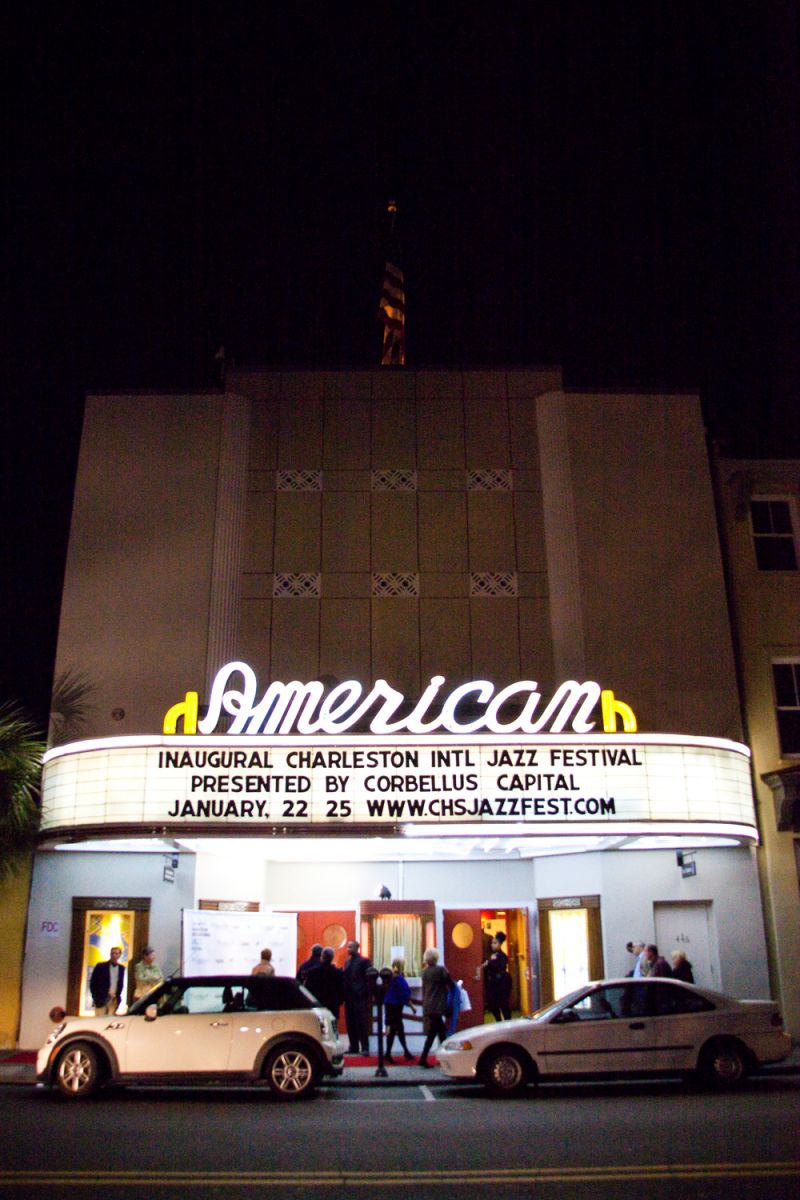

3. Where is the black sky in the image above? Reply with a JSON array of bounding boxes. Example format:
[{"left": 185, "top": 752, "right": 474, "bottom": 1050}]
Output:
[{"left": 2, "top": 2, "right": 798, "bottom": 726}]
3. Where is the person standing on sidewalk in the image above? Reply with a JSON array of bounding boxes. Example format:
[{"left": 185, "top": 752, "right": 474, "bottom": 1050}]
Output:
[
  {"left": 418, "top": 948, "right": 451, "bottom": 1068},
  {"left": 342, "top": 940, "right": 372, "bottom": 1055},
  {"left": 90, "top": 946, "right": 125, "bottom": 1015},
  {"left": 384, "top": 959, "right": 416, "bottom": 1062}
]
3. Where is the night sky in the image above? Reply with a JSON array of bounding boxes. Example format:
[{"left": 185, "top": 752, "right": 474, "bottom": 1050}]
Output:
[{"left": 2, "top": 3, "right": 798, "bottom": 727}]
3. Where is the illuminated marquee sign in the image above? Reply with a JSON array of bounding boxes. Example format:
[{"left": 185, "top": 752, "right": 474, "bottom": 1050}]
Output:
[
  {"left": 40, "top": 733, "right": 757, "bottom": 841},
  {"left": 162, "top": 662, "right": 638, "bottom": 737}
]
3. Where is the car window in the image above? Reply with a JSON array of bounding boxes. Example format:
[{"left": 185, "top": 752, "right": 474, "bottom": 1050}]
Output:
[
  {"left": 157, "top": 984, "right": 230, "bottom": 1014},
  {"left": 650, "top": 982, "right": 715, "bottom": 1016},
  {"left": 247, "top": 979, "right": 315, "bottom": 1011},
  {"left": 570, "top": 985, "right": 629, "bottom": 1020}
]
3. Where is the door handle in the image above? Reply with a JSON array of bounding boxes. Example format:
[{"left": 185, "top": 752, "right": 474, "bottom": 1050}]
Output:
[
  {"left": 209, "top": 1020, "right": 229, "bottom": 1027},
  {"left": 629, "top": 1022, "right": 645, "bottom": 1030}
]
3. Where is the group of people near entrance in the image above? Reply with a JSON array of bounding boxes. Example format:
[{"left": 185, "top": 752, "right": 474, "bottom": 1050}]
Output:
[
  {"left": 626, "top": 939, "right": 694, "bottom": 982},
  {"left": 281, "top": 932, "right": 513, "bottom": 1065},
  {"left": 292, "top": 939, "right": 460, "bottom": 1067}
]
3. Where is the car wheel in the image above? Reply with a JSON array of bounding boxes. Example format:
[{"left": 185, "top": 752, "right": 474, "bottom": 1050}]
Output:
[
  {"left": 699, "top": 1039, "right": 748, "bottom": 1088},
  {"left": 55, "top": 1042, "right": 102, "bottom": 1099},
  {"left": 482, "top": 1047, "right": 529, "bottom": 1097},
  {"left": 263, "top": 1043, "right": 317, "bottom": 1100}
]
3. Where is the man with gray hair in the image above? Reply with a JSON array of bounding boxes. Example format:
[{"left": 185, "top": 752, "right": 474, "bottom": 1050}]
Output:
[
  {"left": 631, "top": 940, "right": 651, "bottom": 977},
  {"left": 418, "top": 948, "right": 452, "bottom": 1068}
]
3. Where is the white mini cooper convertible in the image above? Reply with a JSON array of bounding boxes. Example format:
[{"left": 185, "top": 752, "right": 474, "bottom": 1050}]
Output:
[
  {"left": 437, "top": 977, "right": 791, "bottom": 1096},
  {"left": 37, "top": 975, "right": 344, "bottom": 1100}
]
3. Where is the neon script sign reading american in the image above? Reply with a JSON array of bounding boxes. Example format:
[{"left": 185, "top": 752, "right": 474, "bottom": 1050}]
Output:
[{"left": 163, "top": 662, "right": 638, "bottom": 737}]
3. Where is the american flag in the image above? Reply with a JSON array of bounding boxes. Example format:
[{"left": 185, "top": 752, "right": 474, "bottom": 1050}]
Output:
[{"left": 379, "top": 259, "right": 405, "bottom": 365}]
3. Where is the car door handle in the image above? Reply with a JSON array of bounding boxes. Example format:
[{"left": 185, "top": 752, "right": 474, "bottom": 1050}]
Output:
[
  {"left": 628, "top": 1022, "right": 645, "bottom": 1029},
  {"left": 209, "top": 1020, "right": 229, "bottom": 1027}
]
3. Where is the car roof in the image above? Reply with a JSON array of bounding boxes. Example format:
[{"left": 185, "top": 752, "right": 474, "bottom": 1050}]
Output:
[{"left": 164, "top": 975, "right": 301, "bottom": 987}]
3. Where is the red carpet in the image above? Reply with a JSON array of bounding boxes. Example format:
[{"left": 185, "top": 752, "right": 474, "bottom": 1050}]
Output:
[{"left": 343, "top": 1055, "right": 431, "bottom": 1068}]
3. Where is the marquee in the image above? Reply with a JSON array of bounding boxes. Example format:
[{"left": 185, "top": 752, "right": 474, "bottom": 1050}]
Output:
[{"left": 40, "top": 732, "right": 757, "bottom": 841}]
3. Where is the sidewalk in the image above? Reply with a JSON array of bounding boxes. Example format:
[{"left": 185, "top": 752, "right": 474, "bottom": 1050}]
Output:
[{"left": 3, "top": 1046, "right": 798, "bottom": 1087}]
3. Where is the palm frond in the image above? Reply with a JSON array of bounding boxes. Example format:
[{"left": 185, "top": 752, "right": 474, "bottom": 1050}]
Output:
[
  {"left": 0, "top": 701, "right": 45, "bottom": 880},
  {"left": 49, "top": 670, "right": 96, "bottom": 747}
]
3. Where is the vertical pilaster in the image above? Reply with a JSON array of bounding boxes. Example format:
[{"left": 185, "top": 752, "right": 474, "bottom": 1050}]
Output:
[
  {"left": 536, "top": 391, "right": 586, "bottom": 679},
  {"left": 205, "top": 393, "right": 251, "bottom": 691}
]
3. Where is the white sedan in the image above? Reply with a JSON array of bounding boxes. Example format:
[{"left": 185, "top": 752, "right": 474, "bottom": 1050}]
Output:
[
  {"left": 37, "top": 975, "right": 344, "bottom": 1100},
  {"left": 437, "top": 977, "right": 791, "bottom": 1096}
]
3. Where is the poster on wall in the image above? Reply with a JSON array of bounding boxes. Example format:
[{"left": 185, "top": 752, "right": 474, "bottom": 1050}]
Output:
[{"left": 181, "top": 908, "right": 297, "bottom": 976}]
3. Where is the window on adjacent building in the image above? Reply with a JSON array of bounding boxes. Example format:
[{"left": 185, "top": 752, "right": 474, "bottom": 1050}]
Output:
[
  {"left": 750, "top": 498, "right": 799, "bottom": 570},
  {"left": 773, "top": 660, "right": 800, "bottom": 756}
]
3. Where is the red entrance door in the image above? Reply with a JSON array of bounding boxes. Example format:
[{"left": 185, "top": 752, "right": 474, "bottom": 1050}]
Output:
[
  {"left": 295, "top": 911, "right": 355, "bottom": 971},
  {"left": 442, "top": 909, "right": 484, "bottom": 1030}
]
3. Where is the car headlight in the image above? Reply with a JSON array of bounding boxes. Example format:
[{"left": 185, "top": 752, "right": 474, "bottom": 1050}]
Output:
[
  {"left": 443, "top": 1038, "right": 473, "bottom": 1051},
  {"left": 45, "top": 1023, "right": 66, "bottom": 1045}
]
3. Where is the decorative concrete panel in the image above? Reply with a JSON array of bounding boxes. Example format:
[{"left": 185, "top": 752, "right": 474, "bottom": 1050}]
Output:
[
  {"left": 470, "top": 598, "right": 521, "bottom": 683},
  {"left": 465, "top": 394, "right": 511, "bottom": 467},
  {"left": 279, "top": 394, "right": 323, "bottom": 467},
  {"left": 519, "top": 597, "right": 555, "bottom": 692},
  {"left": 323, "top": 396, "right": 371, "bottom": 468},
  {"left": 322, "top": 492, "right": 370, "bottom": 573},
  {"left": 419, "top": 492, "right": 468, "bottom": 572},
  {"left": 509, "top": 392, "right": 541, "bottom": 467},
  {"left": 417, "top": 394, "right": 465, "bottom": 469},
  {"left": 239, "top": 599, "right": 272, "bottom": 678},
  {"left": 371, "top": 492, "right": 418, "bottom": 571},
  {"left": 372, "top": 597, "right": 420, "bottom": 695},
  {"left": 421, "top": 598, "right": 471, "bottom": 685},
  {"left": 320, "top": 599, "right": 371, "bottom": 683},
  {"left": 248, "top": 398, "right": 280, "bottom": 468},
  {"left": 372, "top": 392, "right": 417, "bottom": 465},
  {"left": 274, "top": 492, "right": 321, "bottom": 570},
  {"left": 513, "top": 490, "right": 548, "bottom": 572},
  {"left": 270, "top": 598, "right": 320, "bottom": 679},
  {"left": 243, "top": 492, "right": 275, "bottom": 572},
  {"left": 467, "top": 492, "right": 515, "bottom": 572}
]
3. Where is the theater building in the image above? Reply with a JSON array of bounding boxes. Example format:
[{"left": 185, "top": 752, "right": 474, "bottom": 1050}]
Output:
[
  {"left": 714, "top": 455, "right": 800, "bottom": 1036},
  {"left": 19, "top": 368, "right": 771, "bottom": 1048}
]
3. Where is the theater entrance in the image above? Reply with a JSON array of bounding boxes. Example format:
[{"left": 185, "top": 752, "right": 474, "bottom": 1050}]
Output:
[{"left": 443, "top": 907, "right": 533, "bottom": 1029}]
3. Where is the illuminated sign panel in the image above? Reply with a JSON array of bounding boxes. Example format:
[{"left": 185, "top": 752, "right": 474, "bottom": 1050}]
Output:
[
  {"left": 162, "top": 664, "right": 639, "bottom": 737},
  {"left": 40, "top": 733, "right": 756, "bottom": 840}
]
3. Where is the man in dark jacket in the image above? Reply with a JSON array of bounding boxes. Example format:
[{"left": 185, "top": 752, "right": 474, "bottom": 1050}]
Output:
[
  {"left": 644, "top": 944, "right": 673, "bottom": 977},
  {"left": 342, "top": 940, "right": 371, "bottom": 1054},
  {"left": 304, "top": 947, "right": 344, "bottom": 1023},
  {"left": 296, "top": 943, "right": 323, "bottom": 985},
  {"left": 89, "top": 946, "right": 125, "bottom": 1014}
]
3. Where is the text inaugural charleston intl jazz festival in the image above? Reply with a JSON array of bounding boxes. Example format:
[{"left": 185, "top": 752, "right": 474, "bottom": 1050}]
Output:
[{"left": 157, "top": 744, "right": 643, "bottom": 822}]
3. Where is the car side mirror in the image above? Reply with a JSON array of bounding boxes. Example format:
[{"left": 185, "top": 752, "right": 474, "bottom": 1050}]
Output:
[
  {"left": 144, "top": 1004, "right": 158, "bottom": 1022},
  {"left": 554, "top": 1008, "right": 579, "bottom": 1024}
]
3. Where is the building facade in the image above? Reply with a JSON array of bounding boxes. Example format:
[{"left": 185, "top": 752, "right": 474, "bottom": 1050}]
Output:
[
  {"left": 715, "top": 456, "right": 800, "bottom": 1036},
  {"left": 19, "top": 369, "right": 772, "bottom": 1048}
]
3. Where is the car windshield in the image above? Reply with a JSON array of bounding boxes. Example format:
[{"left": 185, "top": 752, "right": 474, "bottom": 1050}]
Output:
[{"left": 530, "top": 985, "right": 594, "bottom": 1023}]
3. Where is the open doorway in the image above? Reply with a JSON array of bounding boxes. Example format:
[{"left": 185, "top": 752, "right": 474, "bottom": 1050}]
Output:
[
  {"left": 443, "top": 907, "right": 532, "bottom": 1027},
  {"left": 537, "top": 896, "right": 604, "bottom": 1006}
]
